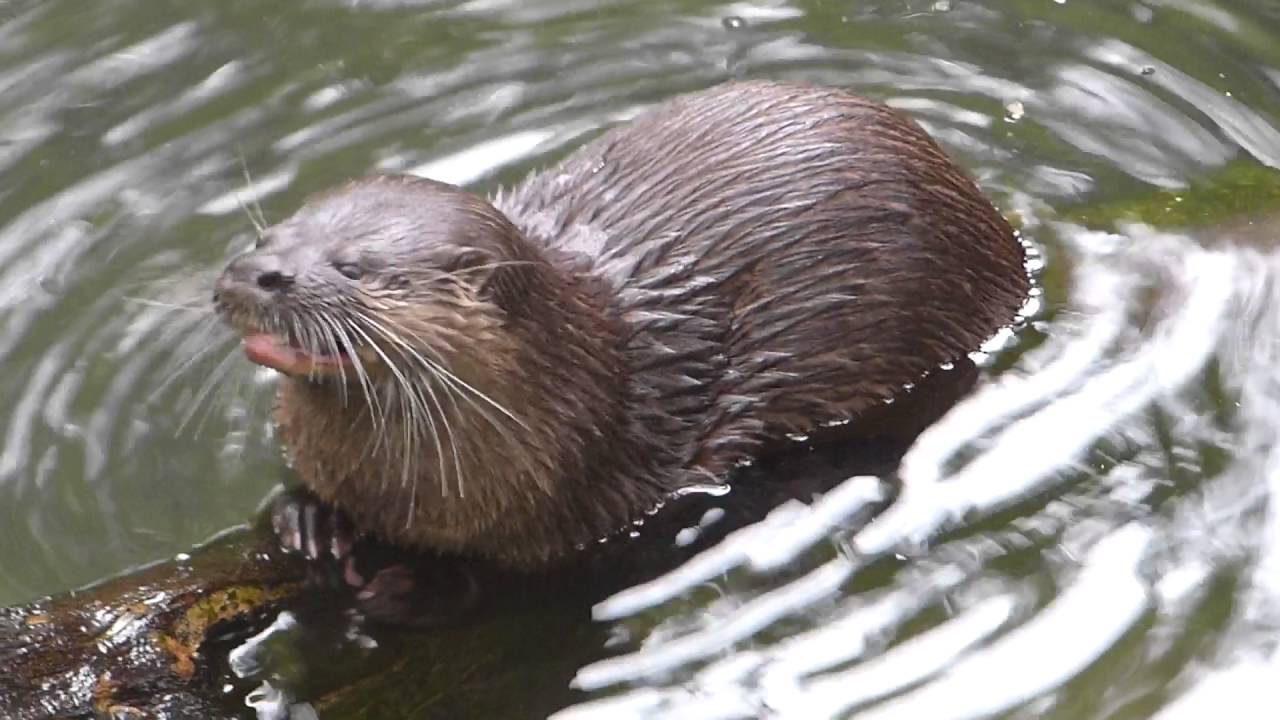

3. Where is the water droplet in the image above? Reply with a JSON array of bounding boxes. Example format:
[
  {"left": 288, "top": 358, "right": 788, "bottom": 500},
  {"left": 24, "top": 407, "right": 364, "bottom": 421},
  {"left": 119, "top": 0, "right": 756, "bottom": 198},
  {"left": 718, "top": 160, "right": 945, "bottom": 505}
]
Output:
[
  {"left": 1004, "top": 100, "right": 1025, "bottom": 122},
  {"left": 939, "top": 361, "right": 955, "bottom": 371},
  {"left": 722, "top": 16, "right": 747, "bottom": 30},
  {"left": 669, "top": 483, "right": 731, "bottom": 499},
  {"left": 933, "top": 0, "right": 951, "bottom": 10},
  {"left": 1139, "top": 65, "right": 1155, "bottom": 76}
]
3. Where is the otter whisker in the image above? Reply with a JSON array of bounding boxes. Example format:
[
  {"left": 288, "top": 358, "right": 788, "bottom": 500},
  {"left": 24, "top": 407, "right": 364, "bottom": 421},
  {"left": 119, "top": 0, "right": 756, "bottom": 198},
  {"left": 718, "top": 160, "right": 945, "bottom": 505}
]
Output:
[
  {"left": 406, "top": 375, "right": 447, "bottom": 501},
  {"left": 432, "top": 376, "right": 467, "bottom": 499},
  {"left": 121, "top": 296, "right": 208, "bottom": 312},
  {"left": 237, "top": 153, "right": 269, "bottom": 236},
  {"left": 348, "top": 308, "right": 524, "bottom": 489},
  {"left": 146, "top": 326, "right": 236, "bottom": 406},
  {"left": 352, "top": 311, "right": 526, "bottom": 495},
  {"left": 177, "top": 345, "right": 243, "bottom": 435},
  {"left": 324, "top": 314, "right": 387, "bottom": 457},
  {"left": 350, "top": 318, "right": 455, "bottom": 500},
  {"left": 289, "top": 316, "right": 315, "bottom": 385},
  {"left": 235, "top": 192, "right": 265, "bottom": 237},
  {"left": 399, "top": 381, "right": 440, "bottom": 515},
  {"left": 152, "top": 313, "right": 241, "bottom": 434},
  {"left": 344, "top": 320, "right": 444, "bottom": 507},
  {"left": 358, "top": 311, "right": 530, "bottom": 432},
  {"left": 446, "top": 259, "right": 542, "bottom": 279},
  {"left": 338, "top": 321, "right": 401, "bottom": 461},
  {"left": 412, "top": 350, "right": 465, "bottom": 499},
  {"left": 307, "top": 313, "right": 350, "bottom": 407}
]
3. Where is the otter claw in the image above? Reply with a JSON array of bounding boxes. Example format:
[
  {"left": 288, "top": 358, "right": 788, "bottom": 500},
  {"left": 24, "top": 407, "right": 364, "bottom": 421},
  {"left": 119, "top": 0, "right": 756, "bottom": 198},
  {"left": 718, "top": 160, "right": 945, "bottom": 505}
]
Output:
[{"left": 270, "top": 488, "right": 356, "bottom": 564}]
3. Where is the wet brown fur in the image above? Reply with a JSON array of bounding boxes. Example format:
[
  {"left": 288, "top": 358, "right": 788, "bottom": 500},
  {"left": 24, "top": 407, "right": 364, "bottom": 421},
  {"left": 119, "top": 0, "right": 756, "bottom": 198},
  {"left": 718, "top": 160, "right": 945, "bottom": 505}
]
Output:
[{"left": 215, "top": 81, "right": 1030, "bottom": 569}]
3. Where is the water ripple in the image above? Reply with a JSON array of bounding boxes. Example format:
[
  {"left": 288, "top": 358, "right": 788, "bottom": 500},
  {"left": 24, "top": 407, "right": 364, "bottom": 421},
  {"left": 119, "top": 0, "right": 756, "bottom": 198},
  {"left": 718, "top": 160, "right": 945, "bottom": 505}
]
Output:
[{"left": 0, "top": 1, "right": 1278, "bottom": 717}]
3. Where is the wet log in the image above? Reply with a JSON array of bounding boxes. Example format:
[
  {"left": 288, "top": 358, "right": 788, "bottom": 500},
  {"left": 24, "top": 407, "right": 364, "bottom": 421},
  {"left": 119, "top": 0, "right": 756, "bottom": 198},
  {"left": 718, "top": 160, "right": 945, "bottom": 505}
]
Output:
[
  {"left": 0, "top": 511, "right": 636, "bottom": 720},
  {"left": 0, "top": 522, "right": 305, "bottom": 720}
]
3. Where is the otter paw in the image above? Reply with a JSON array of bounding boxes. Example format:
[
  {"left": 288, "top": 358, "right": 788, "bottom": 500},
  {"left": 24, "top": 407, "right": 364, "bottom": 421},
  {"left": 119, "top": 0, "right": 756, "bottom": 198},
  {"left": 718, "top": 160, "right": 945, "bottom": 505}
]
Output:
[
  {"left": 352, "top": 560, "right": 482, "bottom": 626},
  {"left": 270, "top": 488, "right": 357, "bottom": 565}
]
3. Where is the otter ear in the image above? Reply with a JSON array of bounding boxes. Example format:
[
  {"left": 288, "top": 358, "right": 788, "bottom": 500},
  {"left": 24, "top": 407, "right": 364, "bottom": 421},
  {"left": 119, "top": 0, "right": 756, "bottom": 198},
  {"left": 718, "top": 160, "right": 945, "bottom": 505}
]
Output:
[
  {"left": 476, "top": 261, "right": 529, "bottom": 311},
  {"left": 444, "top": 248, "right": 508, "bottom": 302}
]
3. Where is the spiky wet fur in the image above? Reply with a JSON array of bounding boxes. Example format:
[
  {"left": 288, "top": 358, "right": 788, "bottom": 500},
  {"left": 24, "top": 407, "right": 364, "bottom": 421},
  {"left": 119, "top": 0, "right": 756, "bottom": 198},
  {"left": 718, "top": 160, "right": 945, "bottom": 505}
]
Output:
[{"left": 215, "top": 81, "right": 1029, "bottom": 569}]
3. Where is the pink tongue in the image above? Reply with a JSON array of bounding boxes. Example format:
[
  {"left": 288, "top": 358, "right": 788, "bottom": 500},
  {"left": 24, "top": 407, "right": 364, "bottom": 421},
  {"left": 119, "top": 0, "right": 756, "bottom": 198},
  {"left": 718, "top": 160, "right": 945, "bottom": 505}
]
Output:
[{"left": 243, "top": 333, "right": 309, "bottom": 374}]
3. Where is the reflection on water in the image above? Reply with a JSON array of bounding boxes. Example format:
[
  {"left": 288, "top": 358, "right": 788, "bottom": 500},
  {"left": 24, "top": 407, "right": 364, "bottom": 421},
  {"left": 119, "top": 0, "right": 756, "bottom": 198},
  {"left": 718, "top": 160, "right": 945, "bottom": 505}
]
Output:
[{"left": 0, "top": 0, "right": 1279, "bottom": 718}]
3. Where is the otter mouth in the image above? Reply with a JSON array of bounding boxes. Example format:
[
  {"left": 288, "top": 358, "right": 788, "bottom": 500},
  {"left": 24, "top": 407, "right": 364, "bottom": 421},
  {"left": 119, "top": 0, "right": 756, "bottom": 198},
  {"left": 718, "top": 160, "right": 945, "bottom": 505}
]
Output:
[{"left": 241, "top": 332, "right": 355, "bottom": 377}]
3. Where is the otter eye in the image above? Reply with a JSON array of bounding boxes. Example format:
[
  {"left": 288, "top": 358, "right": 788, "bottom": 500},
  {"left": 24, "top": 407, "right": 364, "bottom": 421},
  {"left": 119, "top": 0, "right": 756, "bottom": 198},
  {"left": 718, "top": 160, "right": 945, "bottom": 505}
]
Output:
[{"left": 335, "top": 262, "right": 363, "bottom": 280}]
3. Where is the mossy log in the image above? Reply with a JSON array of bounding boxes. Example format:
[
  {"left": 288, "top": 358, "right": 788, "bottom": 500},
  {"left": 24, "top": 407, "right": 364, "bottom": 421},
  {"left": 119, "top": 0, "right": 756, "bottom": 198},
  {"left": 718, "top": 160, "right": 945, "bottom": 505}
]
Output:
[{"left": 0, "top": 522, "right": 305, "bottom": 719}]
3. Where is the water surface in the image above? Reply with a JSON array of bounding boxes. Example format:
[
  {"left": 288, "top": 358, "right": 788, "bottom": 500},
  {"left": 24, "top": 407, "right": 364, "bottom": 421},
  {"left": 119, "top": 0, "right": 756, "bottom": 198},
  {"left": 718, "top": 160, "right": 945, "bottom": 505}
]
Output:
[{"left": 2, "top": 0, "right": 1279, "bottom": 718}]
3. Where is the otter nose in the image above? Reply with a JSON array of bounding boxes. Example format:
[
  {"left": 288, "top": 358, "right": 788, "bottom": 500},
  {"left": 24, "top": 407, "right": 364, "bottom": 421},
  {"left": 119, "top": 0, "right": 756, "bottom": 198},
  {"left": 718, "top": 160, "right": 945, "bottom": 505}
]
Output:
[
  {"left": 256, "top": 269, "right": 293, "bottom": 291},
  {"left": 224, "top": 252, "right": 295, "bottom": 292}
]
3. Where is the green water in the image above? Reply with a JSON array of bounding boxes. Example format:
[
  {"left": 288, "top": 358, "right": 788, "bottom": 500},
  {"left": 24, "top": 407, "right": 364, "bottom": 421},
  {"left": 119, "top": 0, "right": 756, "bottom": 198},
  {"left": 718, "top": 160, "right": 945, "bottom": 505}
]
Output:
[{"left": 2, "top": 0, "right": 1280, "bottom": 718}]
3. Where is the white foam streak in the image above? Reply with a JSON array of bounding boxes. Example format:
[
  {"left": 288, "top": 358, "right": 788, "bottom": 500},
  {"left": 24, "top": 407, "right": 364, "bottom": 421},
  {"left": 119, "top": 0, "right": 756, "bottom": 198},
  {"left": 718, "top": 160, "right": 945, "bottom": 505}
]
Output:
[
  {"left": 575, "top": 558, "right": 855, "bottom": 691},
  {"left": 594, "top": 476, "right": 885, "bottom": 621},
  {"left": 786, "top": 595, "right": 1017, "bottom": 719},
  {"left": 408, "top": 128, "right": 556, "bottom": 186},
  {"left": 853, "top": 524, "right": 1153, "bottom": 720}
]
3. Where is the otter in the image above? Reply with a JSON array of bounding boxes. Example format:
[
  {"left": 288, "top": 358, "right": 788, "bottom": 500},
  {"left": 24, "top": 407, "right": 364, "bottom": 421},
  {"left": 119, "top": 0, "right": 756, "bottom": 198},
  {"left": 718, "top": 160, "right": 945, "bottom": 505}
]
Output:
[{"left": 214, "top": 80, "right": 1029, "bottom": 571}]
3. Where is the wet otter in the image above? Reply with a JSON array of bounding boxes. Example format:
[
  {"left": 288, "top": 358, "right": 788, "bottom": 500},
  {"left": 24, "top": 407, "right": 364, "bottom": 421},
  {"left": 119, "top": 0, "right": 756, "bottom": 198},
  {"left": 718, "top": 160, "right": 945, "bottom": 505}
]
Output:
[{"left": 214, "top": 80, "right": 1029, "bottom": 570}]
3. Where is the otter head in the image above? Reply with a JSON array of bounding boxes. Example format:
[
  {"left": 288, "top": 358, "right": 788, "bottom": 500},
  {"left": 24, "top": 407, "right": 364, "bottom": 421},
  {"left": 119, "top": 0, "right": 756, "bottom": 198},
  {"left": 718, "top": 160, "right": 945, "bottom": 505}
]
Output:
[{"left": 214, "top": 174, "right": 538, "bottom": 386}]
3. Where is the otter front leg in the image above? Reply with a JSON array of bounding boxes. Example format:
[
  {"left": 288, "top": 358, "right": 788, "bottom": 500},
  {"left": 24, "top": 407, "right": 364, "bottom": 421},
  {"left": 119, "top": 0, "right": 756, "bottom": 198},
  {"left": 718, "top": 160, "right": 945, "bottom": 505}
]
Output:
[{"left": 268, "top": 486, "right": 481, "bottom": 625}]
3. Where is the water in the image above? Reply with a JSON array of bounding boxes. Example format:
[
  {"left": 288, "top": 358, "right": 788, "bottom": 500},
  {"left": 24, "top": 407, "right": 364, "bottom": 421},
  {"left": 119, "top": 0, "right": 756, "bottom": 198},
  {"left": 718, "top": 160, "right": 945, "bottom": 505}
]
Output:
[{"left": 1, "top": 0, "right": 1279, "bottom": 717}]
